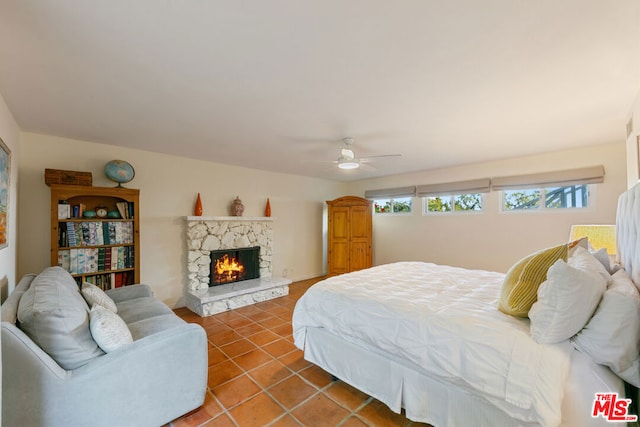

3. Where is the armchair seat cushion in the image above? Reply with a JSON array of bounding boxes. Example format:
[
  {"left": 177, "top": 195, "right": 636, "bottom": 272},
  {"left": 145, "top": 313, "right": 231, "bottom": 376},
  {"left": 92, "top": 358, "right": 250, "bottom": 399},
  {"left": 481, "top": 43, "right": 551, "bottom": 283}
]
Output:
[
  {"left": 128, "top": 314, "right": 187, "bottom": 340},
  {"left": 115, "top": 296, "right": 175, "bottom": 324}
]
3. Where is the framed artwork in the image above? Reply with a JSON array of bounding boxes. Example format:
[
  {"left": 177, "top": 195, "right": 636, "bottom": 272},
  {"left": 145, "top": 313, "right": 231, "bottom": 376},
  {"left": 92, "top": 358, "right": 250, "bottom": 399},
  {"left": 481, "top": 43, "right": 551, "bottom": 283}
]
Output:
[{"left": 0, "top": 137, "right": 10, "bottom": 249}]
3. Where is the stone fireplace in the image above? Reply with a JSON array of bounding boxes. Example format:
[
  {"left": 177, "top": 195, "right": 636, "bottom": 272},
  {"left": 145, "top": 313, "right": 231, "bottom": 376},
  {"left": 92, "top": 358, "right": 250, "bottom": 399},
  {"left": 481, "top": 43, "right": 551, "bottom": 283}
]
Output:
[{"left": 184, "top": 216, "right": 291, "bottom": 316}]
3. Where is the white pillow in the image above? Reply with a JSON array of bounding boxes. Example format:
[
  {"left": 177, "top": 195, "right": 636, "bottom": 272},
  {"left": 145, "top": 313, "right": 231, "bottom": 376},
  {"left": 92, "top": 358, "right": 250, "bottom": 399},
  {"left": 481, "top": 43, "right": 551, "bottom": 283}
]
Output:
[
  {"left": 529, "top": 259, "right": 606, "bottom": 344},
  {"left": 82, "top": 282, "right": 117, "bottom": 313},
  {"left": 568, "top": 246, "right": 611, "bottom": 284},
  {"left": 608, "top": 268, "right": 638, "bottom": 296},
  {"left": 89, "top": 305, "right": 133, "bottom": 353},
  {"left": 589, "top": 248, "right": 611, "bottom": 273},
  {"left": 572, "top": 269, "right": 640, "bottom": 387}
]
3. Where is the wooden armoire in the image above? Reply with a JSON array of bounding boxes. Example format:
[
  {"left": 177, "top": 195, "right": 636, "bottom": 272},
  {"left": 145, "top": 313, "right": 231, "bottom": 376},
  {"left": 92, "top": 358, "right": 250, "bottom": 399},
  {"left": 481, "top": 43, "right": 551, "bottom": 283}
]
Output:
[{"left": 326, "top": 196, "right": 372, "bottom": 276}]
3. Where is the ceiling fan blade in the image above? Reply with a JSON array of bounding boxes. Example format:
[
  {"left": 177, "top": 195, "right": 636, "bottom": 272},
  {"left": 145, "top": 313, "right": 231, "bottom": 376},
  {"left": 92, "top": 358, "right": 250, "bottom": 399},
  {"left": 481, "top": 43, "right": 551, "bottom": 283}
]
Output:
[
  {"left": 359, "top": 162, "right": 377, "bottom": 171},
  {"left": 359, "top": 154, "right": 401, "bottom": 163}
]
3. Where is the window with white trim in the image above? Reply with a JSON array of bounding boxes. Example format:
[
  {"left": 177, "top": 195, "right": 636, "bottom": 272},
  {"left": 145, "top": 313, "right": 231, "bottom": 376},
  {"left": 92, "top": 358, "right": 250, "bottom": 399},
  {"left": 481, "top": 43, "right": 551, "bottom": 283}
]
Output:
[
  {"left": 373, "top": 197, "right": 412, "bottom": 214},
  {"left": 424, "top": 193, "right": 484, "bottom": 214},
  {"left": 502, "top": 184, "right": 589, "bottom": 211}
]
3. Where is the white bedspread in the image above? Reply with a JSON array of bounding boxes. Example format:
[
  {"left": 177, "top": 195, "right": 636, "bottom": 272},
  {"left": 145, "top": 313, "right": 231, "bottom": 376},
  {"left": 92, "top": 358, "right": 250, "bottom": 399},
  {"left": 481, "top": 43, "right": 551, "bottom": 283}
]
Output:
[{"left": 292, "top": 262, "right": 572, "bottom": 426}]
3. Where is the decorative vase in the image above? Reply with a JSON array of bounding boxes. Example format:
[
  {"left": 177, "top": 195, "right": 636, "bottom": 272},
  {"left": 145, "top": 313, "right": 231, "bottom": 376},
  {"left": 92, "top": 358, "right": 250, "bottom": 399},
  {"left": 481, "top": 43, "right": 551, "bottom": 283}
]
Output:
[
  {"left": 232, "top": 196, "right": 244, "bottom": 216},
  {"left": 265, "top": 198, "right": 271, "bottom": 217},
  {"left": 194, "top": 193, "right": 203, "bottom": 216}
]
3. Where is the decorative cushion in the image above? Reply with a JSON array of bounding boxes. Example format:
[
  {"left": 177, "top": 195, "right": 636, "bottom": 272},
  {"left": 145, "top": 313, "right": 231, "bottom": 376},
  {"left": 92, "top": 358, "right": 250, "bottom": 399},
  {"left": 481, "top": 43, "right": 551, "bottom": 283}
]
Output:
[
  {"left": 89, "top": 305, "right": 133, "bottom": 353},
  {"left": 608, "top": 268, "right": 639, "bottom": 296},
  {"left": 568, "top": 246, "right": 611, "bottom": 284},
  {"left": 82, "top": 282, "right": 117, "bottom": 313},
  {"left": 572, "top": 269, "right": 640, "bottom": 387},
  {"left": 529, "top": 259, "right": 606, "bottom": 344},
  {"left": 590, "top": 248, "right": 612, "bottom": 273},
  {"left": 498, "top": 240, "right": 585, "bottom": 317},
  {"left": 17, "top": 267, "right": 104, "bottom": 370}
]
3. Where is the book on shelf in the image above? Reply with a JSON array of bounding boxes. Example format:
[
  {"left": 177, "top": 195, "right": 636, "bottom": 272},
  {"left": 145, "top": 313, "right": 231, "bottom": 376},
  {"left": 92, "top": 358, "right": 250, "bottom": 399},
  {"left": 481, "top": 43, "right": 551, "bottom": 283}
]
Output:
[
  {"left": 58, "top": 222, "right": 67, "bottom": 247},
  {"left": 85, "top": 248, "right": 98, "bottom": 273},
  {"left": 58, "top": 250, "right": 70, "bottom": 271},
  {"left": 116, "top": 202, "right": 128, "bottom": 219},
  {"left": 104, "top": 248, "right": 112, "bottom": 271},
  {"left": 110, "top": 247, "right": 118, "bottom": 270},
  {"left": 58, "top": 202, "right": 70, "bottom": 220},
  {"left": 71, "top": 203, "right": 86, "bottom": 219},
  {"left": 97, "top": 248, "right": 106, "bottom": 271},
  {"left": 77, "top": 250, "right": 85, "bottom": 274},
  {"left": 66, "top": 222, "right": 77, "bottom": 247}
]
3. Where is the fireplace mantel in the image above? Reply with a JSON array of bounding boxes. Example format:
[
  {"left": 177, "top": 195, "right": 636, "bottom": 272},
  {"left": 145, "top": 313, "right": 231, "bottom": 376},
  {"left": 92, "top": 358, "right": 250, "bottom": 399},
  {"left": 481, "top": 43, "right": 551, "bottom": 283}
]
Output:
[{"left": 184, "top": 216, "right": 275, "bottom": 221}]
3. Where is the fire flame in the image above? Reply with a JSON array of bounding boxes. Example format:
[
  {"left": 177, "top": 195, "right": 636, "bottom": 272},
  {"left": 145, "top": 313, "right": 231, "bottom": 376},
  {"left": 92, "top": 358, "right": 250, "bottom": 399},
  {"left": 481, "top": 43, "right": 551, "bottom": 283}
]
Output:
[{"left": 215, "top": 254, "right": 244, "bottom": 283}]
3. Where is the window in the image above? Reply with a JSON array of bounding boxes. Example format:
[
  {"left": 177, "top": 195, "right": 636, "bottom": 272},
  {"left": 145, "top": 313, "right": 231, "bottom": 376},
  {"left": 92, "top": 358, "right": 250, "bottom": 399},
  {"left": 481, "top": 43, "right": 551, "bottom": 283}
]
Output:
[
  {"left": 373, "top": 197, "right": 412, "bottom": 214},
  {"left": 424, "top": 193, "right": 483, "bottom": 214},
  {"left": 502, "top": 185, "right": 589, "bottom": 211}
]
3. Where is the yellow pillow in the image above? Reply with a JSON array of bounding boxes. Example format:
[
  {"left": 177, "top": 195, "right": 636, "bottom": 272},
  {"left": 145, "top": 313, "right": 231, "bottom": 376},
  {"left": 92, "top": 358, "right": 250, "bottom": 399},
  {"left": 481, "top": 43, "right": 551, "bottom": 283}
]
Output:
[{"left": 498, "top": 241, "right": 582, "bottom": 317}]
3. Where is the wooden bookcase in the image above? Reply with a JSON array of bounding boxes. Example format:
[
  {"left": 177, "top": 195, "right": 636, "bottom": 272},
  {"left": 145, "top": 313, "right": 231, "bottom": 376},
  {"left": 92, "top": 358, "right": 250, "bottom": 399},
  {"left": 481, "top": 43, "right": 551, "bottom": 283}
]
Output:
[
  {"left": 50, "top": 184, "right": 140, "bottom": 289},
  {"left": 326, "top": 196, "right": 372, "bottom": 276}
]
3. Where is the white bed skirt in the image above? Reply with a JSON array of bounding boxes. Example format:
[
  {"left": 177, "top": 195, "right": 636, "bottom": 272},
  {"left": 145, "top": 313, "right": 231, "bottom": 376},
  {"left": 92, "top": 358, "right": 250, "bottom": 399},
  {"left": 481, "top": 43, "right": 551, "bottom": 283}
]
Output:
[{"left": 303, "top": 326, "right": 624, "bottom": 427}]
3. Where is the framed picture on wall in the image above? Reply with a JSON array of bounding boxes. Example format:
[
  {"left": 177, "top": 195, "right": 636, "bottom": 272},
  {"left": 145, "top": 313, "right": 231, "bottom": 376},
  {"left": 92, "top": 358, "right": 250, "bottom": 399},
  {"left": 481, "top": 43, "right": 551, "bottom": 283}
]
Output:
[{"left": 0, "top": 137, "right": 10, "bottom": 249}]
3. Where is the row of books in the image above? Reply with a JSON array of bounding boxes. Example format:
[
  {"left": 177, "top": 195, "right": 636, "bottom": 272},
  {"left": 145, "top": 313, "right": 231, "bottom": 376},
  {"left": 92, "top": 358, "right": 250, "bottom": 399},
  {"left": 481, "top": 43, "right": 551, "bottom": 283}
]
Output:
[
  {"left": 75, "top": 271, "right": 134, "bottom": 290},
  {"left": 58, "top": 221, "right": 134, "bottom": 248},
  {"left": 58, "top": 246, "right": 135, "bottom": 274},
  {"left": 115, "top": 201, "right": 134, "bottom": 219}
]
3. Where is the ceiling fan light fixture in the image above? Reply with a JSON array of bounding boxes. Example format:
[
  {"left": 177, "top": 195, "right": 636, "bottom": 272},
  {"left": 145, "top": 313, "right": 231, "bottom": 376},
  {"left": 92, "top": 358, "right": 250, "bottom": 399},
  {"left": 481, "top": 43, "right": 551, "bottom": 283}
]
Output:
[
  {"left": 341, "top": 148, "right": 355, "bottom": 160},
  {"left": 338, "top": 159, "right": 360, "bottom": 169}
]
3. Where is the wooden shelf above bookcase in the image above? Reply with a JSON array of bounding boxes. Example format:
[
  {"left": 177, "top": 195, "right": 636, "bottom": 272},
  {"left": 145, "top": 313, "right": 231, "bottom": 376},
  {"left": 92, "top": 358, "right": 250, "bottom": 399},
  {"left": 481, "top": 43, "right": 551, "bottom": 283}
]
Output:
[{"left": 50, "top": 184, "right": 140, "bottom": 289}]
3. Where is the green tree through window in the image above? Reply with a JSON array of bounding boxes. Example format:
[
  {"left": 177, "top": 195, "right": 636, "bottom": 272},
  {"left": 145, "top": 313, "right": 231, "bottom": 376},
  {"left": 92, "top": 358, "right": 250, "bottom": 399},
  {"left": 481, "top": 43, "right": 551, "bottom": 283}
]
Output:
[
  {"left": 503, "top": 185, "right": 588, "bottom": 211},
  {"left": 454, "top": 194, "right": 482, "bottom": 211},
  {"left": 427, "top": 197, "right": 451, "bottom": 212},
  {"left": 425, "top": 193, "right": 483, "bottom": 214}
]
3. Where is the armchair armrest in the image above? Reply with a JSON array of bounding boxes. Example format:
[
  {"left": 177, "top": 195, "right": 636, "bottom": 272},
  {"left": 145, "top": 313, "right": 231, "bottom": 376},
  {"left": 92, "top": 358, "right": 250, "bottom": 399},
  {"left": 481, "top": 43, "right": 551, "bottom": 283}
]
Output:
[{"left": 105, "top": 283, "right": 154, "bottom": 302}]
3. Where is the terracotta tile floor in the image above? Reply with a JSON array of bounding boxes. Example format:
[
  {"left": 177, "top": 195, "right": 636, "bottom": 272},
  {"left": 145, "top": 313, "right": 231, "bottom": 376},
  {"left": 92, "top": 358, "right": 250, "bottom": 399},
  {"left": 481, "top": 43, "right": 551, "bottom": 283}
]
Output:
[{"left": 168, "top": 277, "right": 432, "bottom": 427}]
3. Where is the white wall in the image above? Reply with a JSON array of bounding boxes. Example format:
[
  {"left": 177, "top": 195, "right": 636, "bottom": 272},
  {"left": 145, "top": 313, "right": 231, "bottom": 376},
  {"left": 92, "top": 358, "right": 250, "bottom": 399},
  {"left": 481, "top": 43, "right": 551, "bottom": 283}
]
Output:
[
  {"left": 347, "top": 143, "right": 626, "bottom": 273},
  {"left": 0, "top": 93, "right": 19, "bottom": 299},
  {"left": 626, "top": 90, "right": 640, "bottom": 187},
  {"left": 18, "top": 133, "right": 347, "bottom": 306},
  {"left": 0, "top": 91, "right": 19, "bottom": 426}
]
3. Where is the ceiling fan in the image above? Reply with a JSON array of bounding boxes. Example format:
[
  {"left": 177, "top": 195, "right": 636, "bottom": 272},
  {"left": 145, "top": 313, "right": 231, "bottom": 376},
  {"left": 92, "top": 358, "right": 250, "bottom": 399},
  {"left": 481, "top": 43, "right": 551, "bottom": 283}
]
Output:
[{"left": 335, "top": 137, "right": 401, "bottom": 170}]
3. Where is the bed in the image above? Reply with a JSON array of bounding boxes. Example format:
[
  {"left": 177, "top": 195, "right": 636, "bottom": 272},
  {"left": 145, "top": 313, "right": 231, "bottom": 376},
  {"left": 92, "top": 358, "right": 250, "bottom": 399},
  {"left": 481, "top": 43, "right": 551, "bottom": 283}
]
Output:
[{"left": 292, "top": 184, "right": 640, "bottom": 427}]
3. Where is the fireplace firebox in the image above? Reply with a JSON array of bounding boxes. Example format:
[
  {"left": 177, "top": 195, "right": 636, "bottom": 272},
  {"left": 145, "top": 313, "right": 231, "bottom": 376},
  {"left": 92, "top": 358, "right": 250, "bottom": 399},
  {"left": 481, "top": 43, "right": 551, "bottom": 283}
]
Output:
[{"left": 209, "top": 246, "right": 260, "bottom": 286}]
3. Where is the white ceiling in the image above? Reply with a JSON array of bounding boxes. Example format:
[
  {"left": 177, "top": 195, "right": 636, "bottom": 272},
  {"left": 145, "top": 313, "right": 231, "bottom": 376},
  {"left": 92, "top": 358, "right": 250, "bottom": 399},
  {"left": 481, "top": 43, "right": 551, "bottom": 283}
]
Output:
[{"left": 1, "top": 1, "right": 639, "bottom": 182}]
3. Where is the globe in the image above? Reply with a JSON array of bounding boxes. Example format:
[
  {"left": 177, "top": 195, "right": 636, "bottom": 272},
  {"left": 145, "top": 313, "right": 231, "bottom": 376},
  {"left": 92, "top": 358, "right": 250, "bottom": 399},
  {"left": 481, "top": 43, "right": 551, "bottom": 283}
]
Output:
[{"left": 105, "top": 160, "right": 135, "bottom": 187}]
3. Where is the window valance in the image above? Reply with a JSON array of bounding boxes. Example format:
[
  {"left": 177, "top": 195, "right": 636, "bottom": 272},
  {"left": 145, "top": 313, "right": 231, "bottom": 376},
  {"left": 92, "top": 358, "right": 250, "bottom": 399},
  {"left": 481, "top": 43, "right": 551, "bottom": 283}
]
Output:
[
  {"left": 364, "top": 186, "right": 416, "bottom": 199},
  {"left": 416, "top": 178, "right": 491, "bottom": 197},
  {"left": 364, "top": 166, "right": 604, "bottom": 200},
  {"left": 491, "top": 165, "right": 604, "bottom": 191}
]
